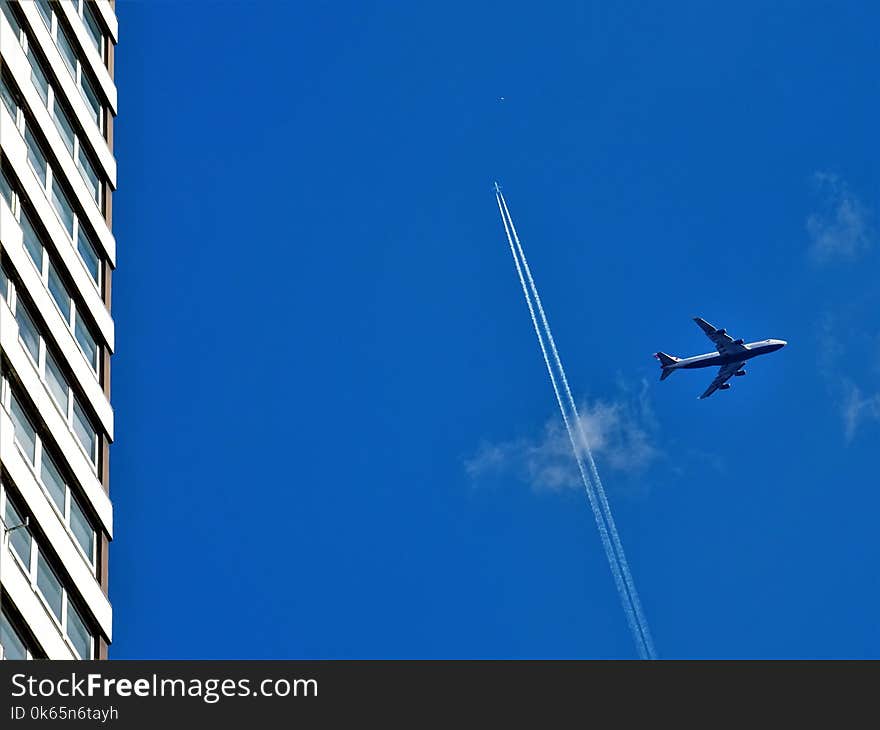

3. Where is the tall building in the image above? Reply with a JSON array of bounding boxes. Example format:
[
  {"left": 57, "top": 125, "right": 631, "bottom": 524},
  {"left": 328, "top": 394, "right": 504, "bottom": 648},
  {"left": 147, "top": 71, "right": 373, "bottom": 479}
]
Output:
[{"left": 0, "top": 0, "right": 116, "bottom": 660}]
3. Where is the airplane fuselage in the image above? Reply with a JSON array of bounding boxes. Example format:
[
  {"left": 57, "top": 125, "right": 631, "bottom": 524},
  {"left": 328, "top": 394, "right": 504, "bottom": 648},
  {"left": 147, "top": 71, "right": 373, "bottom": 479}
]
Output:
[
  {"left": 673, "top": 339, "right": 786, "bottom": 370},
  {"left": 657, "top": 317, "right": 786, "bottom": 398}
]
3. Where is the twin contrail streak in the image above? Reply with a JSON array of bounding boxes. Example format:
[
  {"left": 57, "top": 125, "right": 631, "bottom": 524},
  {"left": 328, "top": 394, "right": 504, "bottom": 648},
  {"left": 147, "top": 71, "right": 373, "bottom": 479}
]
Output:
[{"left": 495, "top": 186, "right": 656, "bottom": 659}]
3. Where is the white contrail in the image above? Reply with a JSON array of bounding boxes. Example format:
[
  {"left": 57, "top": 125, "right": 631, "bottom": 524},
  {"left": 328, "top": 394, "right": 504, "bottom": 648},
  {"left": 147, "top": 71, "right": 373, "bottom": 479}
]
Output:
[
  {"left": 498, "top": 190, "right": 656, "bottom": 658},
  {"left": 495, "top": 191, "right": 652, "bottom": 659},
  {"left": 498, "top": 189, "right": 656, "bottom": 659}
]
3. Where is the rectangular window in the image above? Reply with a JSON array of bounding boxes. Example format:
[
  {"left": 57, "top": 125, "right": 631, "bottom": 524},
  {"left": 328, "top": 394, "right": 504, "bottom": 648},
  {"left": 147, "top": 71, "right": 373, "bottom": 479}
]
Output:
[
  {"left": 77, "top": 228, "right": 100, "bottom": 286},
  {"left": 10, "top": 393, "right": 37, "bottom": 463},
  {"left": 69, "top": 495, "right": 94, "bottom": 562},
  {"left": 53, "top": 105, "right": 76, "bottom": 156},
  {"left": 16, "top": 301, "right": 41, "bottom": 362},
  {"left": 4, "top": 498, "right": 31, "bottom": 568},
  {"left": 47, "top": 262, "right": 72, "bottom": 321},
  {"left": 78, "top": 149, "right": 101, "bottom": 204},
  {"left": 0, "top": 265, "right": 8, "bottom": 300},
  {"left": 20, "top": 211, "right": 45, "bottom": 270},
  {"left": 82, "top": 3, "right": 103, "bottom": 55},
  {"left": 51, "top": 184, "right": 75, "bottom": 237},
  {"left": 41, "top": 449, "right": 67, "bottom": 512},
  {"left": 66, "top": 602, "right": 91, "bottom": 659},
  {"left": 72, "top": 398, "right": 96, "bottom": 463},
  {"left": 0, "top": 170, "right": 13, "bottom": 206},
  {"left": 45, "top": 351, "right": 70, "bottom": 415},
  {"left": 57, "top": 27, "right": 79, "bottom": 76},
  {"left": 75, "top": 316, "right": 98, "bottom": 371},
  {"left": 27, "top": 49, "right": 49, "bottom": 106},
  {"left": 36, "top": 552, "right": 63, "bottom": 621},
  {"left": 0, "top": 1, "right": 21, "bottom": 38},
  {"left": 0, "top": 74, "right": 16, "bottom": 117},
  {"left": 80, "top": 74, "right": 101, "bottom": 128},
  {"left": 25, "top": 128, "right": 48, "bottom": 187},
  {"left": 0, "top": 611, "right": 27, "bottom": 661},
  {"left": 34, "top": 0, "right": 52, "bottom": 28}
]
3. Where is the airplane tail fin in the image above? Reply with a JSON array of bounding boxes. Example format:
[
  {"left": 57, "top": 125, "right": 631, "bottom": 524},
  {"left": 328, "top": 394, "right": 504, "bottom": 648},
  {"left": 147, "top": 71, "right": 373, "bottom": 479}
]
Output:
[{"left": 655, "top": 352, "right": 679, "bottom": 381}]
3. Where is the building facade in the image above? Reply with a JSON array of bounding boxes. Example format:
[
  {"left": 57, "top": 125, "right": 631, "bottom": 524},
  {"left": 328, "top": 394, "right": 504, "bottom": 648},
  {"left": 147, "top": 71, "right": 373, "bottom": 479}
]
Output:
[{"left": 0, "top": 0, "right": 116, "bottom": 660}]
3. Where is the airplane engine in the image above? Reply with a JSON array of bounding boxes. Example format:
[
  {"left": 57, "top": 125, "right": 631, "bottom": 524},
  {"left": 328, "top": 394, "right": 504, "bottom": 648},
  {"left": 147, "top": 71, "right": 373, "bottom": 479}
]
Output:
[
  {"left": 733, "top": 338, "right": 744, "bottom": 345},
  {"left": 715, "top": 328, "right": 727, "bottom": 336},
  {"left": 735, "top": 370, "right": 746, "bottom": 376},
  {"left": 719, "top": 383, "right": 731, "bottom": 390}
]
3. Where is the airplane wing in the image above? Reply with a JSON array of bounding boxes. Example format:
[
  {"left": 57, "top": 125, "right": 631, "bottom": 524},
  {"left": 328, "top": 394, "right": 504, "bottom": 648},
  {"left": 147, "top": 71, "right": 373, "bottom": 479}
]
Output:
[
  {"left": 693, "top": 317, "right": 748, "bottom": 357},
  {"left": 699, "top": 360, "right": 746, "bottom": 399}
]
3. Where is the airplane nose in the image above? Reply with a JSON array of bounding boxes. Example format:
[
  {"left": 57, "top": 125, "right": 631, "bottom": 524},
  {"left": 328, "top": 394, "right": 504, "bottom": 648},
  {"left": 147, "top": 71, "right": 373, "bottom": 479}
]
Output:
[{"left": 778, "top": 340, "right": 787, "bottom": 348}]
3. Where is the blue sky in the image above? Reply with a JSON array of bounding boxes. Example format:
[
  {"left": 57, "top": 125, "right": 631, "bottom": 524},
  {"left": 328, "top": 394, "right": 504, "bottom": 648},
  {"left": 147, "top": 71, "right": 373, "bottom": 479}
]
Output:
[{"left": 110, "top": 1, "right": 879, "bottom": 658}]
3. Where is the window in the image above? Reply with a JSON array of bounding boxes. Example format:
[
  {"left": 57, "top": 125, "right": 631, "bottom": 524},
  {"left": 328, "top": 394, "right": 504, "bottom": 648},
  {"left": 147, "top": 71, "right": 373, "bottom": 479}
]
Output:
[
  {"left": 69, "top": 494, "right": 94, "bottom": 562},
  {"left": 41, "top": 449, "right": 67, "bottom": 512},
  {"left": 82, "top": 3, "right": 104, "bottom": 56},
  {"left": 4, "top": 497, "right": 31, "bottom": 568},
  {"left": 6, "top": 365, "right": 99, "bottom": 570},
  {"left": 66, "top": 602, "right": 91, "bottom": 659},
  {"left": 22, "top": 111, "right": 102, "bottom": 265},
  {"left": 51, "top": 183, "right": 75, "bottom": 237},
  {"left": 11, "top": 0, "right": 109, "bottom": 146},
  {"left": 42, "top": 446, "right": 98, "bottom": 567},
  {"left": 0, "top": 266, "right": 7, "bottom": 301},
  {"left": 54, "top": 105, "right": 76, "bottom": 156},
  {"left": 8, "top": 145, "right": 105, "bottom": 367},
  {"left": 0, "top": 1, "right": 21, "bottom": 38},
  {"left": 45, "top": 351, "right": 70, "bottom": 416},
  {"left": 2, "top": 481, "right": 97, "bottom": 656},
  {"left": 34, "top": 0, "right": 52, "bottom": 28},
  {"left": 4, "top": 256, "right": 103, "bottom": 453},
  {"left": 16, "top": 301, "right": 41, "bottom": 362},
  {"left": 0, "top": 74, "right": 16, "bottom": 117},
  {"left": 27, "top": 49, "right": 49, "bottom": 105},
  {"left": 0, "top": 611, "right": 28, "bottom": 660},
  {"left": 54, "top": 100, "right": 103, "bottom": 205},
  {"left": 48, "top": 262, "right": 72, "bottom": 321},
  {"left": 77, "top": 228, "right": 100, "bottom": 286},
  {"left": 0, "top": 170, "right": 13, "bottom": 207},
  {"left": 72, "top": 398, "right": 96, "bottom": 463},
  {"left": 6, "top": 49, "right": 105, "bottom": 299},
  {"left": 80, "top": 74, "right": 101, "bottom": 128},
  {"left": 19, "top": 22, "right": 106, "bottom": 217},
  {"left": 19, "top": 21, "right": 107, "bottom": 222},
  {"left": 36, "top": 552, "right": 63, "bottom": 621},
  {"left": 25, "top": 129, "right": 48, "bottom": 187},
  {"left": 3, "top": 283, "right": 102, "bottom": 470},
  {"left": 59, "top": 115, "right": 105, "bottom": 213},
  {"left": 75, "top": 316, "right": 98, "bottom": 371},
  {"left": 10, "top": 393, "right": 37, "bottom": 463},
  {"left": 57, "top": 27, "right": 79, "bottom": 76},
  {"left": 36, "top": 0, "right": 105, "bottom": 132},
  {"left": 20, "top": 211, "right": 44, "bottom": 270},
  {"left": 11, "top": 191, "right": 103, "bottom": 376},
  {"left": 78, "top": 148, "right": 101, "bottom": 204}
]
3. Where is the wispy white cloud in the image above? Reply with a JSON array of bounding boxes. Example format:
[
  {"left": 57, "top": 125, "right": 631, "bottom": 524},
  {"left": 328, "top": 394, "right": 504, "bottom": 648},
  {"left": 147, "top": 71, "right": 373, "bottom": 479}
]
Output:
[
  {"left": 465, "top": 379, "right": 661, "bottom": 493},
  {"left": 809, "top": 171, "right": 880, "bottom": 440},
  {"left": 817, "top": 314, "right": 880, "bottom": 443},
  {"left": 806, "top": 172, "right": 874, "bottom": 262},
  {"left": 842, "top": 381, "right": 880, "bottom": 444}
]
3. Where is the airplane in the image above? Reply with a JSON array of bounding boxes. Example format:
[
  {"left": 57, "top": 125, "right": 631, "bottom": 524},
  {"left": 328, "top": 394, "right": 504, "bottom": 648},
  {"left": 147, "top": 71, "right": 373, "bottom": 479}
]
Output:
[{"left": 655, "top": 317, "right": 787, "bottom": 399}]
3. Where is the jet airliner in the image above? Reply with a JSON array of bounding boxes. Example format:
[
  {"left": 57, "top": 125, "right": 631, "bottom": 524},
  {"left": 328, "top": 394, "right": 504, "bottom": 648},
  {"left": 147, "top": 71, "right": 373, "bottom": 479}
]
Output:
[{"left": 655, "top": 317, "right": 787, "bottom": 399}]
